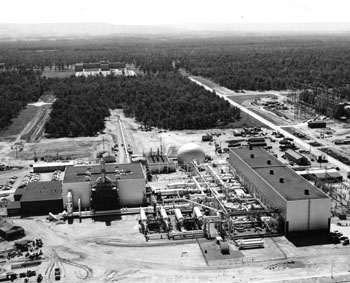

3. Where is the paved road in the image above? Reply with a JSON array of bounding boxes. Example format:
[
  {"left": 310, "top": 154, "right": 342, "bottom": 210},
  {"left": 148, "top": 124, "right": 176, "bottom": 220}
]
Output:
[{"left": 189, "top": 77, "right": 350, "bottom": 177}]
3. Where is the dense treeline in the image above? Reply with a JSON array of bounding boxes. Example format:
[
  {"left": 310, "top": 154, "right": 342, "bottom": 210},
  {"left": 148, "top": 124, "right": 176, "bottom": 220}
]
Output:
[
  {"left": 178, "top": 36, "right": 350, "bottom": 93},
  {"left": 0, "top": 70, "right": 44, "bottom": 129},
  {"left": 44, "top": 73, "right": 239, "bottom": 137},
  {"left": 2, "top": 36, "right": 350, "bottom": 92},
  {"left": 0, "top": 38, "right": 175, "bottom": 73},
  {"left": 2, "top": 35, "right": 350, "bottom": 137}
]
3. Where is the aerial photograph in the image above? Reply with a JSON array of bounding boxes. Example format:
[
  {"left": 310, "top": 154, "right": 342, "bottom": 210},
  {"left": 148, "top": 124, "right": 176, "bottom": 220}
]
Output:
[{"left": 1, "top": 0, "right": 350, "bottom": 282}]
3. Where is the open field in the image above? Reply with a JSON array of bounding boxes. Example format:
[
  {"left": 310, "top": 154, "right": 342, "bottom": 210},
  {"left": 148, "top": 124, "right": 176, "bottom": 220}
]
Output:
[{"left": 41, "top": 66, "right": 75, "bottom": 78}]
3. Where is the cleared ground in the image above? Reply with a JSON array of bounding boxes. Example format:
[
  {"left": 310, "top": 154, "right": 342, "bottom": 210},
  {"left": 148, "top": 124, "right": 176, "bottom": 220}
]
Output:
[{"left": 1, "top": 216, "right": 350, "bottom": 283}]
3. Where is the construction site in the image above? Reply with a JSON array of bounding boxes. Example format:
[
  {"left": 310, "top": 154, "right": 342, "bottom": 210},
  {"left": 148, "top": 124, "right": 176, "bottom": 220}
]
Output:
[{"left": 2, "top": 76, "right": 350, "bottom": 282}]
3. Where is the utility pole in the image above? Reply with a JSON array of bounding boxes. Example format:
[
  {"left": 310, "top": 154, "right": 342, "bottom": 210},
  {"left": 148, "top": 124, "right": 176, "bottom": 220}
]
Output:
[{"left": 331, "top": 259, "right": 334, "bottom": 279}]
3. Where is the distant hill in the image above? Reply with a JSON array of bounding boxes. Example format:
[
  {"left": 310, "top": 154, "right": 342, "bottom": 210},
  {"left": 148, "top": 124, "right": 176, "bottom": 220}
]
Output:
[
  {"left": 0, "top": 22, "right": 350, "bottom": 39},
  {"left": 0, "top": 23, "right": 189, "bottom": 38}
]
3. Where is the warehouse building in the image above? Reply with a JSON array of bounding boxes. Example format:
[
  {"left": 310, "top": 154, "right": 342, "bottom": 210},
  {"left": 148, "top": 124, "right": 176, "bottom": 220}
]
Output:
[
  {"left": 229, "top": 147, "right": 331, "bottom": 235},
  {"left": 33, "top": 161, "right": 74, "bottom": 173},
  {"left": 62, "top": 162, "right": 146, "bottom": 210},
  {"left": 308, "top": 121, "right": 326, "bottom": 128},
  {"left": 284, "top": 149, "right": 310, "bottom": 166},
  {"left": 247, "top": 137, "right": 267, "bottom": 147}
]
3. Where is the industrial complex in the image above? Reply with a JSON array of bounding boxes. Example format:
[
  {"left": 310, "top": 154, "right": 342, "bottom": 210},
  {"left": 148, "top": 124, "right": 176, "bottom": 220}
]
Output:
[{"left": 2, "top": 74, "right": 350, "bottom": 283}]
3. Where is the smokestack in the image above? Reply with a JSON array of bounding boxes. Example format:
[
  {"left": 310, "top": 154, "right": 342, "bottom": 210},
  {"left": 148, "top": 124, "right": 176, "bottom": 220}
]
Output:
[
  {"left": 279, "top": 178, "right": 284, "bottom": 183},
  {"left": 100, "top": 159, "right": 106, "bottom": 183},
  {"left": 270, "top": 170, "right": 274, "bottom": 175}
]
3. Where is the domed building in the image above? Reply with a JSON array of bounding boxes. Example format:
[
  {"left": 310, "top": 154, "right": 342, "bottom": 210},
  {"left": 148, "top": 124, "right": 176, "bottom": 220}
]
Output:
[{"left": 177, "top": 143, "right": 205, "bottom": 168}]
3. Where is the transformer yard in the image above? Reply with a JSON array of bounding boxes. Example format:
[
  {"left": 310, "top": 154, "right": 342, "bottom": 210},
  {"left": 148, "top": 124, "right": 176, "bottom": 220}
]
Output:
[{"left": 3, "top": 89, "right": 350, "bottom": 282}]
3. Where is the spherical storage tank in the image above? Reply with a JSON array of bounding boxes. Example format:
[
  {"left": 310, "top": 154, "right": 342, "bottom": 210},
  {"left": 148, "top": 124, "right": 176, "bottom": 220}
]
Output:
[{"left": 177, "top": 143, "right": 205, "bottom": 167}]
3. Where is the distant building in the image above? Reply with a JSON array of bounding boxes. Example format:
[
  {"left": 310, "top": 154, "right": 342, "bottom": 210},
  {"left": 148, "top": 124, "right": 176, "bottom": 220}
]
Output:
[
  {"left": 201, "top": 135, "right": 213, "bottom": 142},
  {"left": 146, "top": 154, "right": 176, "bottom": 174},
  {"left": 33, "top": 161, "right": 74, "bottom": 173},
  {"left": 284, "top": 149, "right": 309, "bottom": 166},
  {"left": 247, "top": 137, "right": 267, "bottom": 147},
  {"left": 308, "top": 121, "right": 326, "bottom": 128},
  {"left": 74, "top": 61, "right": 135, "bottom": 77}
]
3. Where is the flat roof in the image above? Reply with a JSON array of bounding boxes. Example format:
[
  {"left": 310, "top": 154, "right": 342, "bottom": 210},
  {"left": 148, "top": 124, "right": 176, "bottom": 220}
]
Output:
[
  {"left": 314, "top": 172, "right": 343, "bottom": 179},
  {"left": 63, "top": 162, "right": 144, "bottom": 183},
  {"left": 33, "top": 161, "right": 74, "bottom": 168},
  {"left": 21, "top": 181, "right": 62, "bottom": 202},
  {"left": 254, "top": 166, "right": 328, "bottom": 200},
  {"left": 231, "top": 147, "right": 329, "bottom": 201},
  {"left": 231, "top": 147, "right": 282, "bottom": 168},
  {"left": 285, "top": 149, "right": 304, "bottom": 160}
]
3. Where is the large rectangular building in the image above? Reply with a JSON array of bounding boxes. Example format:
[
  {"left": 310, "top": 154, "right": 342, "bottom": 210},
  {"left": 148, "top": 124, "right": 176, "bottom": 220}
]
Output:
[
  {"left": 62, "top": 163, "right": 146, "bottom": 209},
  {"left": 20, "top": 181, "right": 63, "bottom": 214},
  {"left": 229, "top": 147, "right": 331, "bottom": 235}
]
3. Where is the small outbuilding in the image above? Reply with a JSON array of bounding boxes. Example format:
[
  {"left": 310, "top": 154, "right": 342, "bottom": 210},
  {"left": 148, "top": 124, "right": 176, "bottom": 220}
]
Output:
[
  {"left": 308, "top": 121, "right": 326, "bottom": 128},
  {"left": 0, "top": 218, "right": 25, "bottom": 241}
]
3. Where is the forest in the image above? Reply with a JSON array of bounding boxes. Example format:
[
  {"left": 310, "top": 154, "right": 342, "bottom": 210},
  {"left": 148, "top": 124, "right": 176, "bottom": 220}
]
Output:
[
  {"left": 1, "top": 35, "right": 350, "bottom": 137},
  {"left": 44, "top": 73, "right": 239, "bottom": 137},
  {"left": 0, "top": 70, "right": 44, "bottom": 129}
]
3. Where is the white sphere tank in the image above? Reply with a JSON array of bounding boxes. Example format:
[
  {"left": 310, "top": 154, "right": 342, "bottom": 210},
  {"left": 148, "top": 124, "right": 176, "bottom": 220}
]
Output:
[{"left": 177, "top": 143, "right": 205, "bottom": 167}]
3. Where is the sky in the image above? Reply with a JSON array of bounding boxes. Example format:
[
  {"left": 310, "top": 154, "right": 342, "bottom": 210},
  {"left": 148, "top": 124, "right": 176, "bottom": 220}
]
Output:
[{"left": 1, "top": 0, "right": 350, "bottom": 25}]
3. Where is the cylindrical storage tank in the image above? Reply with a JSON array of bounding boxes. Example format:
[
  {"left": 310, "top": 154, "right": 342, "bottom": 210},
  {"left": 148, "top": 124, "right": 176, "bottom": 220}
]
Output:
[
  {"left": 174, "top": 208, "right": 184, "bottom": 223},
  {"left": 177, "top": 143, "right": 205, "bottom": 168},
  {"left": 66, "top": 191, "right": 73, "bottom": 216},
  {"left": 193, "top": 206, "right": 203, "bottom": 221},
  {"left": 140, "top": 208, "right": 147, "bottom": 223},
  {"left": 160, "top": 206, "right": 169, "bottom": 220}
]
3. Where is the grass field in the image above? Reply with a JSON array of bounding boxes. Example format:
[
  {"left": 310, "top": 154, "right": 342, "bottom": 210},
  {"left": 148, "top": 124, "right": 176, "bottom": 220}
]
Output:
[
  {"left": 0, "top": 105, "right": 39, "bottom": 139},
  {"left": 41, "top": 66, "right": 75, "bottom": 78},
  {"left": 223, "top": 112, "right": 267, "bottom": 129}
]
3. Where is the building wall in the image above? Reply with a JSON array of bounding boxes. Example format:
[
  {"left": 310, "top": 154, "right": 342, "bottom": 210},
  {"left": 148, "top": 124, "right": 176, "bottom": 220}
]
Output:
[
  {"left": 62, "top": 182, "right": 91, "bottom": 210},
  {"left": 118, "top": 178, "right": 145, "bottom": 207},
  {"left": 148, "top": 162, "right": 176, "bottom": 174},
  {"left": 33, "top": 165, "right": 68, "bottom": 173},
  {"left": 309, "top": 198, "right": 331, "bottom": 230},
  {"left": 286, "top": 200, "right": 309, "bottom": 231},
  {"left": 21, "top": 199, "right": 63, "bottom": 214}
]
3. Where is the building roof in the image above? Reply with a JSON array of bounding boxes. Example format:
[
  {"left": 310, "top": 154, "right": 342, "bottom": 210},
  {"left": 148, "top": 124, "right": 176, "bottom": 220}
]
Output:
[
  {"left": 231, "top": 147, "right": 329, "bottom": 201},
  {"left": 63, "top": 163, "right": 144, "bottom": 183},
  {"left": 7, "top": 201, "right": 21, "bottom": 210},
  {"left": 146, "top": 155, "right": 172, "bottom": 165},
  {"left": 33, "top": 161, "right": 74, "bottom": 169},
  {"left": 254, "top": 166, "right": 327, "bottom": 200},
  {"left": 0, "top": 218, "right": 23, "bottom": 232},
  {"left": 20, "top": 181, "right": 62, "bottom": 203},
  {"left": 285, "top": 149, "right": 305, "bottom": 160},
  {"left": 231, "top": 147, "right": 282, "bottom": 168},
  {"left": 14, "top": 188, "right": 25, "bottom": 197},
  {"left": 313, "top": 171, "right": 343, "bottom": 180}
]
